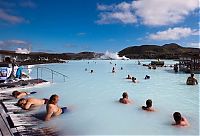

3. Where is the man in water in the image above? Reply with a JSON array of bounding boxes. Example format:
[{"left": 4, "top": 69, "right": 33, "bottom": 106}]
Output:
[
  {"left": 45, "top": 94, "right": 67, "bottom": 121},
  {"left": 186, "top": 73, "right": 198, "bottom": 85},
  {"left": 12, "top": 91, "right": 37, "bottom": 98},
  {"left": 112, "top": 67, "right": 115, "bottom": 73},
  {"left": 16, "top": 97, "right": 48, "bottom": 110},
  {"left": 126, "top": 75, "right": 132, "bottom": 79},
  {"left": 144, "top": 75, "right": 150, "bottom": 79},
  {"left": 119, "top": 92, "right": 132, "bottom": 104},
  {"left": 142, "top": 99, "right": 155, "bottom": 112},
  {"left": 172, "top": 112, "right": 189, "bottom": 126},
  {"left": 132, "top": 77, "right": 139, "bottom": 83}
]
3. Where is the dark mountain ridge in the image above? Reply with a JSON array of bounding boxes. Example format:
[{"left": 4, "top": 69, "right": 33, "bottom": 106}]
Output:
[{"left": 118, "top": 43, "right": 199, "bottom": 59}]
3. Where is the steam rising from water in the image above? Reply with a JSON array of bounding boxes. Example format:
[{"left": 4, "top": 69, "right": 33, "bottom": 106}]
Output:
[
  {"left": 15, "top": 48, "right": 30, "bottom": 54},
  {"left": 100, "top": 51, "right": 129, "bottom": 60}
]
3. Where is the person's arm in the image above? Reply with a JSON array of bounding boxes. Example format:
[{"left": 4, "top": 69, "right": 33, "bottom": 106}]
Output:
[
  {"left": 44, "top": 105, "right": 54, "bottom": 121},
  {"left": 195, "top": 79, "right": 198, "bottom": 84},
  {"left": 22, "top": 101, "right": 32, "bottom": 110},
  {"left": 16, "top": 92, "right": 27, "bottom": 99},
  {"left": 180, "top": 117, "right": 189, "bottom": 126}
]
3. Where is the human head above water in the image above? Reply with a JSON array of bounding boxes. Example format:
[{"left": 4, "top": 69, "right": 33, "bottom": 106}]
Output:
[
  {"left": 191, "top": 73, "right": 194, "bottom": 77},
  {"left": 146, "top": 99, "right": 152, "bottom": 108},
  {"left": 122, "top": 92, "right": 128, "bottom": 98},
  {"left": 173, "top": 112, "right": 182, "bottom": 123},
  {"left": 49, "top": 94, "right": 59, "bottom": 104}
]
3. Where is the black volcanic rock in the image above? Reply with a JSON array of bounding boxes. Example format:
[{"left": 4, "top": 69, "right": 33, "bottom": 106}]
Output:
[{"left": 118, "top": 43, "right": 200, "bottom": 59}]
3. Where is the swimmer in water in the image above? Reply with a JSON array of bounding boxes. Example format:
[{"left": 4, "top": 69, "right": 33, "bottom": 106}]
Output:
[
  {"left": 90, "top": 70, "right": 94, "bottom": 73},
  {"left": 126, "top": 75, "right": 132, "bottom": 79},
  {"left": 112, "top": 67, "right": 115, "bottom": 73},
  {"left": 144, "top": 75, "right": 150, "bottom": 79},
  {"left": 172, "top": 112, "right": 189, "bottom": 126},
  {"left": 142, "top": 99, "right": 155, "bottom": 112},
  {"left": 132, "top": 77, "right": 137, "bottom": 83},
  {"left": 186, "top": 73, "right": 198, "bottom": 85},
  {"left": 119, "top": 92, "right": 132, "bottom": 104},
  {"left": 45, "top": 94, "right": 67, "bottom": 121}
]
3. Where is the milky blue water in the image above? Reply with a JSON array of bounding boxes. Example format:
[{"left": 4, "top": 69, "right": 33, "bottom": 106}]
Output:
[{"left": 28, "top": 60, "right": 199, "bottom": 135}]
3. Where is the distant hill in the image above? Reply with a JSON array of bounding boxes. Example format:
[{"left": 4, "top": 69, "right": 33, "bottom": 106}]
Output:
[
  {"left": 118, "top": 43, "right": 200, "bottom": 59},
  {"left": 0, "top": 50, "right": 102, "bottom": 65}
]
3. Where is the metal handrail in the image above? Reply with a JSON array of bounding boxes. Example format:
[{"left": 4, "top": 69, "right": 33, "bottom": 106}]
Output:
[{"left": 24, "top": 66, "right": 68, "bottom": 83}]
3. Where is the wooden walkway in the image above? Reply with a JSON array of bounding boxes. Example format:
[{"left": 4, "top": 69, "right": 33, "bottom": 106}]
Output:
[
  {"left": 0, "top": 79, "right": 60, "bottom": 136},
  {"left": 0, "top": 79, "right": 48, "bottom": 90}
]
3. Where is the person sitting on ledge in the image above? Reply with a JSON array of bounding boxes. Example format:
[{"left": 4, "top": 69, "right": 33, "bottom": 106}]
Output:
[
  {"left": 142, "top": 99, "right": 155, "bottom": 112},
  {"left": 12, "top": 90, "right": 37, "bottom": 99},
  {"left": 144, "top": 75, "right": 150, "bottom": 79},
  {"left": 16, "top": 97, "right": 48, "bottom": 110},
  {"left": 45, "top": 94, "right": 68, "bottom": 121},
  {"left": 119, "top": 92, "right": 132, "bottom": 104},
  {"left": 126, "top": 75, "right": 132, "bottom": 79},
  {"left": 186, "top": 73, "right": 198, "bottom": 85},
  {"left": 172, "top": 112, "right": 189, "bottom": 127}
]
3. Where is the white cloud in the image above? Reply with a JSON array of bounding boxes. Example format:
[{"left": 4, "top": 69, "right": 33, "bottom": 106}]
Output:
[
  {"left": 15, "top": 48, "right": 30, "bottom": 54},
  {"left": 133, "top": 0, "right": 199, "bottom": 26},
  {"left": 0, "top": 9, "right": 25, "bottom": 24},
  {"left": 97, "top": 0, "right": 199, "bottom": 26},
  {"left": 0, "top": 40, "right": 31, "bottom": 50},
  {"left": 149, "top": 27, "right": 198, "bottom": 40},
  {"left": 186, "top": 42, "right": 200, "bottom": 48},
  {"left": 96, "top": 2, "right": 137, "bottom": 24},
  {"left": 97, "top": 11, "right": 137, "bottom": 24}
]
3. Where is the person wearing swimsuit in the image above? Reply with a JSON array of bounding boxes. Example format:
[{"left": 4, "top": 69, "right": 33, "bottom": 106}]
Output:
[{"left": 45, "top": 94, "right": 67, "bottom": 121}]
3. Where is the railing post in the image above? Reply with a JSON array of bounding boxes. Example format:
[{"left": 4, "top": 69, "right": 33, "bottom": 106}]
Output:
[
  {"left": 63, "top": 76, "right": 65, "bottom": 82},
  {"left": 37, "top": 67, "right": 39, "bottom": 83},
  {"left": 51, "top": 70, "right": 53, "bottom": 83},
  {"left": 41, "top": 68, "right": 43, "bottom": 79}
]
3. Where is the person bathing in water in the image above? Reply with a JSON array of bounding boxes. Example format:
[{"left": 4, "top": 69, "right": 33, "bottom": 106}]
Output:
[
  {"left": 45, "top": 94, "right": 68, "bottom": 121},
  {"left": 144, "top": 75, "right": 150, "bottom": 79},
  {"left": 12, "top": 90, "right": 37, "bottom": 98},
  {"left": 126, "top": 75, "right": 132, "bottom": 79},
  {"left": 132, "top": 77, "right": 139, "bottom": 83},
  {"left": 186, "top": 73, "right": 198, "bottom": 85},
  {"left": 172, "top": 112, "right": 189, "bottom": 127},
  {"left": 112, "top": 67, "right": 115, "bottom": 73},
  {"left": 142, "top": 99, "right": 155, "bottom": 112},
  {"left": 119, "top": 92, "right": 132, "bottom": 104},
  {"left": 16, "top": 97, "right": 48, "bottom": 110}
]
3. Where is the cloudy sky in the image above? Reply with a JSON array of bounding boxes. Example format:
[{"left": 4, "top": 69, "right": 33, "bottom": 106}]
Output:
[{"left": 0, "top": 0, "right": 199, "bottom": 53}]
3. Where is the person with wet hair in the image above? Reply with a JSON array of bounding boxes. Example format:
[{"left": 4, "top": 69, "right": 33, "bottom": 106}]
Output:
[
  {"left": 12, "top": 90, "right": 37, "bottom": 98},
  {"left": 132, "top": 77, "right": 139, "bottom": 83},
  {"left": 126, "top": 75, "right": 132, "bottom": 79},
  {"left": 45, "top": 94, "right": 68, "bottom": 121},
  {"left": 144, "top": 75, "right": 150, "bottom": 79},
  {"left": 172, "top": 112, "right": 189, "bottom": 126},
  {"left": 186, "top": 73, "right": 198, "bottom": 85},
  {"left": 112, "top": 67, "right": 115, "bottom": 73},
  {"left": 119, "top": 92, "right": 132, "bottom": 104},
  {"left": 16, "top": 97, "right": 48, "bottom": 110},
  {"left": 142, "top": 99, "right": 155, "bottom": 112}
]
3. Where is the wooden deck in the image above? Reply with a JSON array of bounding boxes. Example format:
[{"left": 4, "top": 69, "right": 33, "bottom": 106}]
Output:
[
  {"left": 0, "top": 79, "right": 49, "bottom": 90},
  {"left": 0, "top": 79, "right": 60, "bottom": 136}
]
